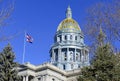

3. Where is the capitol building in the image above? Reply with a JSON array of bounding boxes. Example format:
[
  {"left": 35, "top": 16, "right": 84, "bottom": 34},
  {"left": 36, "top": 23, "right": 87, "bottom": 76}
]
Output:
[{"left": 18, "top": 6, "right": 90, "bottom": 81}]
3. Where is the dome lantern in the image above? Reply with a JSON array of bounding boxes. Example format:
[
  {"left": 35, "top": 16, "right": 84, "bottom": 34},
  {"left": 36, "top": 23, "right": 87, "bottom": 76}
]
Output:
[{"left": 66, "top": 6, "right": 72, "bottom": 18}]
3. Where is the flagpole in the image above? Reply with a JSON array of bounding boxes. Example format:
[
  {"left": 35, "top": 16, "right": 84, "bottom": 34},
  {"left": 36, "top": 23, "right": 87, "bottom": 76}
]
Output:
[{"left": 22, "top": 31, "right": 26, "bottom": 64}]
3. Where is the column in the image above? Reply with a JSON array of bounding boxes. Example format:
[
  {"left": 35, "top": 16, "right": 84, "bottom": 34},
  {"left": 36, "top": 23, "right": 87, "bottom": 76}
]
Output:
[
  {"left": 82, "top": 49, "right": 84, "bottom": 63},
  {"left": 62, "top": 35, "right": 64, "bottom": 41},
  {"left": 57, "top": 36, "right": 60, "bottom": 42},
  {"left": 68, "top": 35, "right": 70, "bottom": 40},
  {"left": 58, "top": 47, "right": 61, "bottom": 68},
  {"left": 52, "top": 49, "right": 55, "bottom": 61},
  {"left": 42, "top": 75, "right": 45, "bottom": 81},
  {"left": 87, "top": 50, "right": 89, "bottom": 63},
  {"left": 26, "top": 75, "right": 29, "bottom": 81},
  {"left": 87, "top": 51, "right": 90, "bottom": 65},
  {"left": 83, "top": 49, "right": 85, "bottom": 63},
  {"left": 23, "top": 76, "right": 25, "bottom": 81},
  {"left": 67, "top": 48, "right": 69, "bottom": 62},
  {"left": 41, "top": 76, "right": 43, "bottom": 81},
  {"left": 45, "top": 75, "right": 49, "bottom": 81},
  {"left": 58, "top": 48, "right": 61, "bottom": 62},
  {"left": 75, "top": 48, "right": 76, "bottom": 62},
  {"left": 78, "top": 49, "right": 80, "bottom": 62},
  {"left": 66, "top": 48, "right": 69, "bottom": 70}
]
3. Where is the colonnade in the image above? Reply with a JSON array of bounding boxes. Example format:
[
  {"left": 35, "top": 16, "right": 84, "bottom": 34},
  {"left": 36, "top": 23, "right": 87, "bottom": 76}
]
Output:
[
  {"left": 51, "top": 47, "right": 89, "bottom": 62},
  {"left": 51, "top": 47, "right": 89, "bottom": 70}
]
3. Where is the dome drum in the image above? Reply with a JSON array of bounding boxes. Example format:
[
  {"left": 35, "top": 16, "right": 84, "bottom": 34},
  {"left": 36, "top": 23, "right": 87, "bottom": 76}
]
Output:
[{"left": 50, "top": 6, "right": 89, "bottom": 71}]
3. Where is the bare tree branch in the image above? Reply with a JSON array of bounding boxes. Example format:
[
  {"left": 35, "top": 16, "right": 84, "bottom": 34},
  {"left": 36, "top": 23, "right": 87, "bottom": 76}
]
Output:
[
  {"left": 0, "top": 0, "right": 15, "bottom": 42},
  {"left": 84, "top": 0, "right": 120, "bottom": 52}
]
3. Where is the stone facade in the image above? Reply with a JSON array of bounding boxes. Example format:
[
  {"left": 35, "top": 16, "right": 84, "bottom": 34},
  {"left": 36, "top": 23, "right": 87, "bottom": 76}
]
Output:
[{"left": 18, "top": 62, "right": 80, "bottom": 81}]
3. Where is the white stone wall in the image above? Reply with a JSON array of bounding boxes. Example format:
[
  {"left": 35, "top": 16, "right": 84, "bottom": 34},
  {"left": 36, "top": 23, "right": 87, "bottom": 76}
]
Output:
[{"left": 18, "top": 63, "right": 81, "bottom": 81}]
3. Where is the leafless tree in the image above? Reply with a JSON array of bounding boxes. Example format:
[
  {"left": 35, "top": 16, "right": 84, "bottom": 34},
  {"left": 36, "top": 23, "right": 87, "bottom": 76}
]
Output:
[
  {"left": 0, "top": 0, "right": 15, "bottom": 42},
  {"left": 84, "top": 0, "right": 120, "bottom": 52}
]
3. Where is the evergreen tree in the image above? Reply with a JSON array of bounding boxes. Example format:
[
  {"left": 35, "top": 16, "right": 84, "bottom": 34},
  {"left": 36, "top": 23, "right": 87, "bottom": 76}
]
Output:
[
  {"left": 78, "top": 29, "right": 120, "bottom": 81},
  {"left": 113, "top": 53, "right": 120, "bottom": 80},
  {"left": 0, "top": 44, "right": 21, "bottom": 81}
]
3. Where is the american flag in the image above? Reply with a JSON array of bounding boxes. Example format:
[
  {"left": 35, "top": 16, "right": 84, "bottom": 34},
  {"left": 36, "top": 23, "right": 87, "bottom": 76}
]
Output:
[{"left": 26, "top": 34, "right": 33, "bottom": 43}]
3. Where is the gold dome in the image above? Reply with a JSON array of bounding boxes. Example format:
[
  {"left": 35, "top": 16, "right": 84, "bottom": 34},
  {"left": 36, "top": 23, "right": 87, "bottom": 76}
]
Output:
[
  {"left": 57, "top": 18, "right": 81, "bottom": 32},
  {"left": 57, "top": 6, "right": 81, "bottom": 33}
]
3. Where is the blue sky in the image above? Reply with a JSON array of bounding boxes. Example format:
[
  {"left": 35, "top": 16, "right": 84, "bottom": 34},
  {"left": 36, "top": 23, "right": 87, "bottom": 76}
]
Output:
[{"left": 0, "top": 0, "right": 110, "bottom": 65}]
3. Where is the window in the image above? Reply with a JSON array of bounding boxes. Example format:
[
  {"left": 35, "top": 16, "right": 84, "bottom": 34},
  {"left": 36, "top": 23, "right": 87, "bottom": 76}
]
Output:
[
  {"left": 52, "top": 78, "right": 55, "bottom": 81},
  {"left": 80, "top": 54, "right": 81, "bottom": 61},
  {"left": 75, "top": 36, "right": 77, "bottom": 40},
  {"left": 38, "top": 78, "right": 41, "bottom": 81},
  {"left": 70, "top": 35, "right": 72, "bottom": 40},
  {"left": 85, "top": 50, "right": 88, "bottom": 61},
  {"left": 63, "top": 65, "right": 66, "bottom": 70},
  {"left": 80, "top": 50, "right": 81, "bottom": 61},
  {"left": 64, "top": 57, "right": 67, "bottom": 61},
  {"left": 59, "top": 35, "right": 62, "bottom": 42},
  {"left": 65, "top": 35, "right": 67, "bottom": 40},
  {"left": 64, "top": 52, "right": 67, "bottom": 61},
  {"left": 54, "top": 49, "right": 58, "bottom": 61},
  {"left": 76, "top": 53, "right": 78, "bottom": 61},
  {"left": 71, "top": 64, "right": 73, "bottom": 69},
  {"left": 70, "top": 52, "right": 73, "bottom": 61}
]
